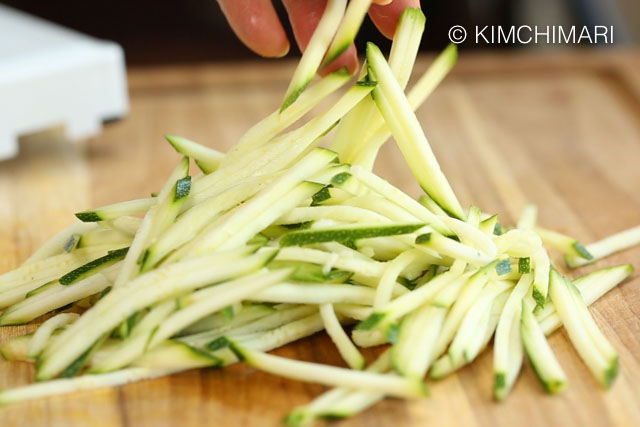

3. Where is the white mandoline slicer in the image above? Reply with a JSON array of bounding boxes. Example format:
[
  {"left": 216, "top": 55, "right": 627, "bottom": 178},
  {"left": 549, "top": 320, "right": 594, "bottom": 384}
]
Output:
[{"left": 0, "top": 4, "right": 128, "bottom": 160}]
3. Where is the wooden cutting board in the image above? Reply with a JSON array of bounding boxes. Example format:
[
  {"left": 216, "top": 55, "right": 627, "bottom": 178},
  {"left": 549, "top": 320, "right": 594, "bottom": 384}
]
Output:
[{"left": 1, "top": 51, "right": 639, "bottom": 427}]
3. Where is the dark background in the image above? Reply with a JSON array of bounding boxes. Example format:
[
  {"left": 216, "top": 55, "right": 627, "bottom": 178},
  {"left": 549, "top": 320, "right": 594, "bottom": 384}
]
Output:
[{"left": 1, "top": 0, "right": 637, "bottom": 65}]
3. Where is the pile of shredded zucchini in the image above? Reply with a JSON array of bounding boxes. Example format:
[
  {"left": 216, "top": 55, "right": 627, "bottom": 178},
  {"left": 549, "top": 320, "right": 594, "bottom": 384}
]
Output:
[{"left": 1, "top": 5, "right": 638, "bottom": 425}]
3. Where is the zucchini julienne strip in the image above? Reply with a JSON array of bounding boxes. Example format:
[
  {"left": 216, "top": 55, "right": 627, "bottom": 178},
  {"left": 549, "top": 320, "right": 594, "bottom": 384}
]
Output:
[
  {"left": 447, "top": 282, "right": 509, "bottom": 367},
  {"left": 517, "top": 204, "right": 538, "bottom": 230},
  {"left": 341, "top": 195, "right": 420, "bottom": 223},
  {"left": 531, "top": 247, "right": 550, "bottom": 308},
  {"left": 192, "top": 82, "right": 375, "bottom": 200},
  {"left": 351, "top": 329, "right": 386, "bottom": 348},
  {"left": 405, "top": 43, "right": 458, "bottom": 113},
  {"left": 27, "top": 313, "right": 80, "bottom": 359},
  {"left": 184, "top": 150, "right": 337, "bottom": 257},
  {"left": 354, "top": 44, "right": 458, "bottom": 170},
  {"left": 1, "top": 340, "right": 220, "bottom": 405},
  {"left": 539, "top": 264, "right": 633, "bottom": 334},
  {"left": 464, "top": 289, "right": 509, "bottom": 362},
  {"left": 36, "top": 247, "right": 275, "bottom": 380},
  {"left": 105, "top": 216, "right": 142, "bottom": 236},
  {"left": 329, "top": 74, "right": 381, "bottom": 162},
  {"left": 548, "top": 269, "right": 618, "bottom": 388},
  {"left": 439, "top": 215, "right": 498, "bottom": 258},
  {"left": 0, "top": 334, "right": 33, "bottom": 362},
  {"left": 184, "top": 306, "right": 318, "bottom": 349},
  {"left": 179, "top": 303, "right": 276, "bottom": 337},
  {"left": 356, "top": 269, "right": 463, "bottom": 332},
  {"left": 147, "top": 269, "right": 291, "bottom": 350},
  {"left": 535, "top": 227, "right": 593, "bottom": 262},
  {"left": 495, "top": 229, "right": 542, "bottom": 258},
  {"left": 77, "top": 227, "right": 132, "bottom": 249},
  {"left": 252, "top": 283, "right": 376, "bottom": 305},
  {"left": 415, "top": 232, "right": 493, "bottom": 266},
  {"left": 349, "top": 166, "right": 449, "bottom": 233},
  {"left": 0, "top": 264, "right": 119, "bottom": 326},
  {"left": 391, "top": 303, "right": 446, "bottom": 379},
  {"left": 276, "top": 246, "right": 385, "bottom": 278},
  {"left": 323, "top": 0, "right": 372, "bottom": 67},
  {"left": 0, "top": 368, "right": 171, "bottom": 406},
  {"left": 90, "top": 300, "right": 177, "bottom": 373},
  {"left": 329, "top": 303, "right": 371, "bottom": 321},
  {"left": 493, "top": 273, "right": 532, "bottom": 400},
  {"left": 143, "top": 177, "right": 270, "bottom": 270},
  {"left": 565, "top": 225, "right": 640, "bottom": 268},
  {"left": 0, "top": 245, "right": 119, "bottom": 294},
  {"left": 318, "top": 303, "right": 365, "bottom": 370},
  {"left": 131, "top": 340, "right": 221, "bottom": 371},
  {"left": 430, "top": 262, "right": 501, "bottom": 361},
  {"left": 479, "top": 214, "right": 499, "bottom": 236},
  {"left": 520, "top": 300, "right": 568, "bottom": 394},
  {"left": 216, "top": 182, "right": 324, "bottom": 252},
  {"left": 0, "top": 246, "right": 125, "bottom": 310},
  {"left": 23, "top": 222, "right": 98, "bottom": 264},
  {"left": 386, "top": 8, "right": 427, "bottom": 95},
  {"left": 367, "top": 42, "right": 464, "bottom": 220},
  {"left": 228, "top": 341, "right": 426, "bottom": 399},
  {"left": 429, "top": 270, "right": 472, "bottom": 309},
  {"left": 423, "top": 263, "right": 633, "bottom": 368},
  {"left": 374, "top": 249, "right": 420, "bottom": 310},
  {"left": 59, "top": 247, "right": 128, "bottom": 285},
  {"left": 419, "top": 194, "right": 447, "bottom": 217},
  {"left": 75, "top": 198, "right": 156, "bottom": 222},
  {"left": 269, "top": 260, "right": 352, "bottom": 284},
  {"left": 224, "top": 69, "right": 352, "bottom": 166},
  {"left": 281, "top": 0, "right": 347, "bottom": 112},
  {"left": 285, "top": 350, "right": 391, "bottom": 425},
  {"left": 165, "top": 134, "right": 224, "bottom": 174},
  {"left": 227, "top": 314, "right": 326, "bottom": 356},
  {"left": 430, "top": 290, "right": 509, "bottom": 379},
  {"left": 280, "top": 223, "right": 425, "bottom": 247},
  {"left": 115, "top": 157, "right": 190, "bottom": 281},
  {"left": 333, "top": 7, "right": 425, "bottom": 163},
  {"left": 194, "top": 314, "right": 327, "bottom": 367},
  {"left": 275, "top": 205, "right": 389, "bottom": 226}
]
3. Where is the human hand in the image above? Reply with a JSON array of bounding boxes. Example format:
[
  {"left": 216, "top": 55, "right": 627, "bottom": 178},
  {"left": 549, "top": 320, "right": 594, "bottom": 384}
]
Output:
[{"left": 217, "top": 0, "right": 421, "bottom": 75}]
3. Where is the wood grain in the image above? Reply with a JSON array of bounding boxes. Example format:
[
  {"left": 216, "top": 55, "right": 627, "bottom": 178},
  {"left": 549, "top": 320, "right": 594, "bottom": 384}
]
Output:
[{"left": 1, "top": 51, "right": 640, "bottom": 426}]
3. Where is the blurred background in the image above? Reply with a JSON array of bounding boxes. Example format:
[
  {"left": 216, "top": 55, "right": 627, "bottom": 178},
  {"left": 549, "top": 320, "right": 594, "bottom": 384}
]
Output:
[{"left": 1, "top": 0, "right": 638, "bottom": 65}]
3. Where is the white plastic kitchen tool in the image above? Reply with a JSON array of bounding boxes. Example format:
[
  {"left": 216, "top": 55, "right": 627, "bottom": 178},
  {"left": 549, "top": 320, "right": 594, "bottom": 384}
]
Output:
[{"left": 0, "top": 4, "right": 128, "bottom": 160}]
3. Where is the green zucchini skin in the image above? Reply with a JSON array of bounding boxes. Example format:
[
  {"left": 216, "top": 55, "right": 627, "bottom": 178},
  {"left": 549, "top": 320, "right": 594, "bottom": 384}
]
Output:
[
  {"left": 521, "top": 301, "right": 567, "bottom": 394},
  {"left": 280, "top": 223, "right": 424, "bottom": 247},
  {"left": 59, "top": 248, "right": 129, "bottom": 286},
  {"left": 269, "top": 260, "right": 352, "bottom": 284},
  {"left": 165, "top": 134, "right": 224, "bottom": 174}
]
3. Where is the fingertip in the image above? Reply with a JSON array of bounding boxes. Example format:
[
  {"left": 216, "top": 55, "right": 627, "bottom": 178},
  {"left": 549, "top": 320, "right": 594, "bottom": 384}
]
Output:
[
  {"left": 274, "top": 40, "right": 291, "bottom": 58},
  {"left": 283, "top": 0, "right": 328, "bottom": 52},
  {"left": 368, "top": 0, "right": 422, "bottom": 39},
  {"left": 218, "top": 0, "right": 290, "bottom": 58},
  {"left": 319, "top": 43, "right": 359, "bottom": 76}
]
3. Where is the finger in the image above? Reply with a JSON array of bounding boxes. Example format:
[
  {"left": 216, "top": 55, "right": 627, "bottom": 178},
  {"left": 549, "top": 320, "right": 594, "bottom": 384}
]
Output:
[
  {"left": 217, "top": 0, "right": 290, "bottom": 57},
  {"left": 368, "top": 0, "right": 421, "bottom": 39},
  {"left": 283, "top": 0, "right": 358, "bottom": 75},
  {"left": 319, "top": 43, "right": 358, "bottom": 76},
  {"left": 281, "top": 0, "right": 328, "bottom": 52}
]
